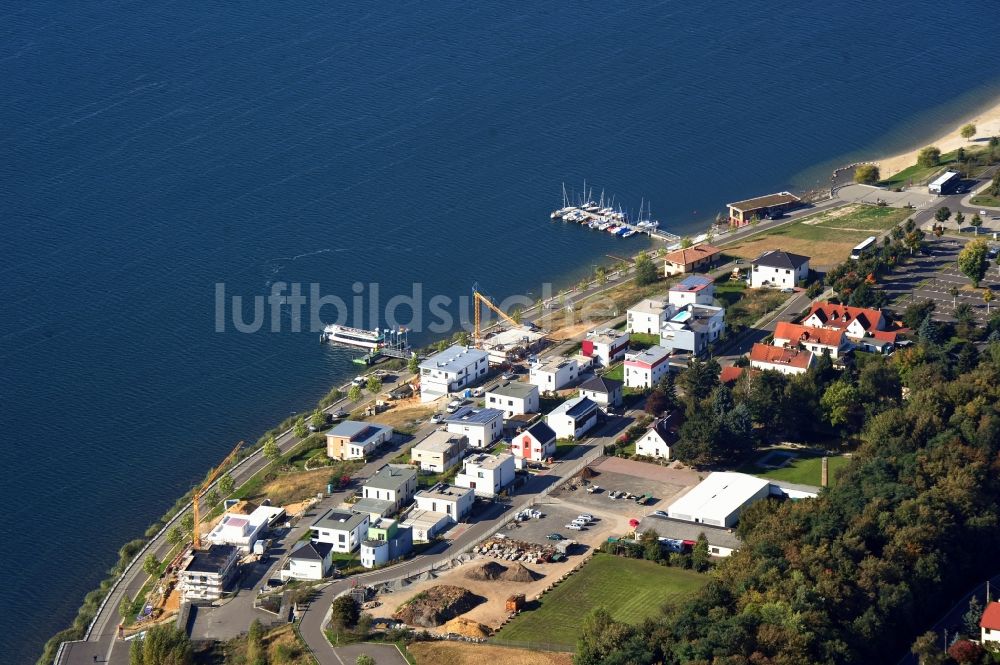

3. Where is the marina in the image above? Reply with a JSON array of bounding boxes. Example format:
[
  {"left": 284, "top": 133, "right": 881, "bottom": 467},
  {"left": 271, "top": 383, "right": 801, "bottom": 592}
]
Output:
[
  {"left": 551, "top": 183, "right": 681, "bottom": 244},
  {"left": 322, "top": 325, "right": 412, "bottom": 364}
]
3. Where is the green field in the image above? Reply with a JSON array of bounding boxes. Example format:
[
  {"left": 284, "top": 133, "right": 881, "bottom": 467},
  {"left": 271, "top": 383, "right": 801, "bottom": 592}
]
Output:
[
  {"left": 879, "top": 144, "right": 995, "bottom": 188},
  {"left": 970, "top": 195, "right": 1000, "bottom": 208},
  {"left": 494, "top": 554, "right": 707, "bottom": 649},
  {"left": 741, "top": 452, "right": 849, "bottom": 487},
  {"left": 628, "top": 332, "right": 660, "bottom": 349},
  {"left": 713, "top": 279, "right": 791, "bottom": 329},
  {"left": 601, "top": 363, "right": 624, "bottom": 381}
]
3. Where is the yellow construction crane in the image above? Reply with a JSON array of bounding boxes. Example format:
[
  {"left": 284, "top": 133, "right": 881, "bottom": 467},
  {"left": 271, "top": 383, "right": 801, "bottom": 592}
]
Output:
[
  {"left": 192, "top": 441, "right": 244, "bottom": 550},
  {"left": 473, "top": 287, "right": 521, "bottom": 347}
]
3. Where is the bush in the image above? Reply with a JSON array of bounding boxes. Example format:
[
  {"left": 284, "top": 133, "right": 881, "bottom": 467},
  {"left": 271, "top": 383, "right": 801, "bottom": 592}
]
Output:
[{"left": 917, "top": 146, "right": 941, "bottom": 168}]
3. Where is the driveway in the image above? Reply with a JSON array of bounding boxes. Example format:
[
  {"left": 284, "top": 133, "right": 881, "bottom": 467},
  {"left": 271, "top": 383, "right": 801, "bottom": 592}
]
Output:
[{"left": 835, "top": 183, "right": 938, "bottom": 210}]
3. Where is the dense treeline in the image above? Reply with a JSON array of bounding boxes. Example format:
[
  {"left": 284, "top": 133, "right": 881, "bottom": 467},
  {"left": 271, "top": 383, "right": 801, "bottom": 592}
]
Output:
[{"left": 580, "top": 309, "right": 1000, "bottom": 664}]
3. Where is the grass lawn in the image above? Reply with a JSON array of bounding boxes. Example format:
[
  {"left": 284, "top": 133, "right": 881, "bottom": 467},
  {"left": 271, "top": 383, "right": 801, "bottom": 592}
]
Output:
[
  {"left": 494, "top": 554, "right": 707, "bottom": 649},
  {"left": 970, "top": 194, "right": 1000, "bottom": 208},
  {"left": 740, "top": 453, "right": 849, "bottom": 487},
  {"left": 880, "top": 144, "right": 996, "bottom": 188},
  {"left": 627, "top": 332, "right": 660, "bottom": 350},
  {"left": 713, "top": 278, "right": 791, "bottom": 329},
  {"left": 554, "top": 438, "right": 579, "bottom": 458},
  {"left": 601, "top": 364, "right": 624, "bottom": 381},
  {"left": 722, "top": 205, "right": 911, "bottom": 267}
]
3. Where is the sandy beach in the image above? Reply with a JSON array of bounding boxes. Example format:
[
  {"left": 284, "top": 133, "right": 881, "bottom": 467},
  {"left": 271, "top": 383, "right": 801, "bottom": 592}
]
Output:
[{"left": 878, "top": 96, "right": 1000, "bottom": 177}]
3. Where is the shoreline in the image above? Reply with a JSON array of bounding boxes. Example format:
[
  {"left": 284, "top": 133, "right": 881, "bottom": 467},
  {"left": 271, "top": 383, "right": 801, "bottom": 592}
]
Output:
[{"left": 876, "top": 92, "right": 1000, "bottom": 178}]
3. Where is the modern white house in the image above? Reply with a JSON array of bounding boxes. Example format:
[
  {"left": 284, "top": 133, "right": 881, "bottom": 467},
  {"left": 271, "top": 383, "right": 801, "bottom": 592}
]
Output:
[
  {"left": 510, "top": 421, "right": 557, "bottom": 463},
  {"left": 355, "top": 464, "right": 418, "bottom": 518},
  {"left": 627, "top": 297, "right": 671, "bottom": 335},
  {"left": 280, "top": 541, "right": 334, "bottom": 581},
  {"left": 667, "top": 472, "right": 772, "bottom": 528},
  {"left": 485, "top": 381, "right": 539, "bottom": 417},
  {"left": 409, "top": 430, "right": 467, "bottom": 473},
  {"left": 414, "top": 482, "right": 475, "bottom": 522},
  {"left": 204, "top": 505, "right": 285, "bottom": 552},
  {"left": 444, "top": 406, "right": 504, "bottom": 449},
  {"left": 546, "top": 396, "right": 600, "bottom": 440},
  {"left": 177, "top": 544, "right": 240, "bottom": 602},
  {"left": 669, "top": 275, "right": 715, "bottom": 307},
  {"left": 326, "top": 420, "right": 394, "bottom": 460},
  {"left": 455, "top": 452, "right": 516, "bottom": 498},
  {"left": 577, "top": 375, "right": 623, "bottom": 411},
  {"left": 418, "top": 345, "right": 489, "bottom": 402},
  {"left": 529, "top": 356, "right": 580, "bottom": 391},
  {"left": 749, "top": 250, "right": 810, "bottom": 289},
  {"left": 581, "top": 328, "right": 630, "bottom": 366},
  {"left": 402, "top": 509, "right": 453, "bottom": 543},
  {"left": 624, "top": 345, "right": 672, "bottom": 389},
  {"left": 360, "top": 518, "right": 413, "bottom": 569},
  {"left": 773, "top": 321, "right": 848, "bottom": 359},
  {"left": 659, "top": 304, "right": 725, "bottom": 356},
  {"left": 310, "top": 509, "right": 370, "bottom": 553},
  {"left": 635, "top": 416, "right": 676, "bottom": 460},
  {"left": 749, "top": 343, "right": 814, "bottom": 375},
  {"left": 980, "top": 602, "right": 1000, "bottom": 645}
]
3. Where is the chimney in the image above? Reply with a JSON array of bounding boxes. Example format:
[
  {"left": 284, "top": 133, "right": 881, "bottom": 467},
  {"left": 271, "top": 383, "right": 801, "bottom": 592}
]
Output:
[{"left": 821, "top": 456, "right": 829, "bottom": 487}]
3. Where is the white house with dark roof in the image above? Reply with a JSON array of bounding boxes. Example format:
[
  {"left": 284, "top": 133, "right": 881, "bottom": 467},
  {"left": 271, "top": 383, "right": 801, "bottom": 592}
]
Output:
[
  {"left": 635, "top": 415, "right": 678, "bottom": 460},
  {"left": 357, "top": 464, "right": 418, "bottom": 517},
  {"left": 624, "top": 345, "right": 672, "bottom": 389},
  {"left": 280, "top": 541, "right": 334, "bottom": 581},
  {"left": 669, "top": 275, "right": 715, "bottom": 307},
  {"left": 750, "top": 250, "right": 810, "bottom": 288},
  {"left": 627, "top": 297, "right": 671, "bottom": 335},
  {"left": 577, "top": 375, "right": 623, "bottom": 411},
  {"left": 445, "top": 406, "right": 504, "bottom": 449},
  {"left": 511, "top": 420, "right": 557, "bottom": 463},
  {"left": 418, "top": 345, "right": 489, "bottom": 402},
  {"left": 485, "top": 381, "right": 539, "bottom": 417},
  {"left": 546, "top": 396, "right": 600, "bottom": 439}
]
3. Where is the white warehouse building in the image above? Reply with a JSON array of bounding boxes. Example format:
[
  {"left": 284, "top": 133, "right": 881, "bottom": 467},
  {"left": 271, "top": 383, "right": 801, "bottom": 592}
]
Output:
[{"left": 667, "top": 472, "right": 772, "bottom": 528}]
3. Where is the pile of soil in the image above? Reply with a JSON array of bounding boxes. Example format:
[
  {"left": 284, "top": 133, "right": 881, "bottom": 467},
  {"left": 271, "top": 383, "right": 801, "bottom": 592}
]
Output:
[
  {"left": 578, "top": 466, "right": 598, "bottom": 479},
  {"left": 392, "top": 585, "right": 485, "bottom": 628},
  {"left": 464, "top": 561, "right": 541, "bottom": 583},
  {"left": 442, "top": 616, "right": 492, "bottom": 639}
]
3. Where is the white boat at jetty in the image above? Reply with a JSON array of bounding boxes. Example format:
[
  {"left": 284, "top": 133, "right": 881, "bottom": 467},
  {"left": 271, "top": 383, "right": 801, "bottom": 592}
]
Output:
[
  {"left": 323, "top": 324, "right": 384, "bottom": 350},
  {"left": 549, "top": 182, "right": 664, "bottom": 240}
]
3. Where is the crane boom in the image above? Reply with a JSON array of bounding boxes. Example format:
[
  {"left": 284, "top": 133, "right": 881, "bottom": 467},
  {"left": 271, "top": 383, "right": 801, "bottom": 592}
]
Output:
[
  {"left": 473, "top": 290, "right": 521, "bottom": 345},
  {"left": 192, "top": 441, "right": 244, "bottom": 550}
]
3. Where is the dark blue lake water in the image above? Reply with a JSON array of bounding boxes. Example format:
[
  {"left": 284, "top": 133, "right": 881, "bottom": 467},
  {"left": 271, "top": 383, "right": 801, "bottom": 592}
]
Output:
[{"left": 4, "top": 1, "right": 1000, "bottom": 661}]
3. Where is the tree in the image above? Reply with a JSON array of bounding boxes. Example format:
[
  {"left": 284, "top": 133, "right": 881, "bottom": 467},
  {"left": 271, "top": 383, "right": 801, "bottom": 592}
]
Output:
[
  {"left": 985, "top": 288, "right": 994, "bottom": 315},
  {"left": 594, "top": 266, "right": 607, "bottom": 286},
  {"left": 911, "top": 630, "right": 946, "bottom": 665},
  {"left": 119, "top": 594, "right": 134, "bottom": 622},
  {"left": 640, "top": 529, "right": 662, "bottom": 561},
  {"left": 903, "top": 299, "right": 936, "bottom": 329},
  {"left": 680, "top": 236, "right": 693, "bottom": 249},
  {"left": 947, "top": 639, "right": 983, "bottom": 664},
  {"left": 918, "top": 145, "right": 942, "bottom": 167},
  {"left": 218, "top": 473, "right": 235, "bottom": 496},
  {"left": 454, "top": 330, "right": 470, "bottom": 347},
  {"left": 854, "top": 163, "right": 880, "bottom": 185},
  {"left": 167, "top": 526, "right": 184, "bottom": 546},
  {"left": 330, "top": 595, "right": 359, "bottom": 630},
  {"left": 934, "top": 206, "right": 951, "bottom": 224},
  {"left": 365, "top": 375, "right": 382, "bottom": 393},
  {"left": 691, "top": 533, "right": 710, "bottom": 572},
  {"left": 957, "top": 238, "right": 989, "bottom": 287},
  {"left": 263, "top": 434, "right": 281, "bottom": 462},
  {"left": 310, "top": 408, "right": 326, "bottom": 430},
  {"left": 142, "top": 553, "right": 160, "bottom": 578},
  {"left": 954, "top": 210, "right": 965, "bottom": 229},
  {"left": 971, "top": 212, "right": 983, "bottom": 235},
  {"left": 348, "top": 385, "right": 362, "bottom": 402},
  {"left": 677, "top": 358, "right": 721, "bottom": 403},
  {"left": 962, "top": 595, "right": 983, "bottom": 637},
  {"left": 960, "top": 123, "right": 977, "bottom": 141},
  {"left": 294, "top": 416, "right": 307, "bottom": 438},
  {"left": 904, "top": 228, "right": 925, "bottom": 255},
  {"left": 633, "top": 251, "right": 658, "bottom": 286},
  {"left": 821, "top": 379, "right": 862, "bottom": 431},
  {"left": 407, "top": 353, "right": 419, "bottom": 374},
  {"left": 356, "top": 656, "right": 376, "bottom": 665},
  {"left": 950, "top": 286, "right": 960, "bottom": 308},
  {"left": 129, "top": 623, "right": 193, "bottom": 665}
]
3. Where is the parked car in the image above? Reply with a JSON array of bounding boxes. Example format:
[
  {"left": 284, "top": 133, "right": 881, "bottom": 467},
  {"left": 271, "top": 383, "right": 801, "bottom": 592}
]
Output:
[
  {"left": 546, "top": 533, "right": 565, "bottom": 541},
  {"left": 471, "top": 386, "right": 485, "bottom": 397},
  {"left": 565, "top": 523, "right": 584, "bottom": 531},
  {"left": 780, "top": 287, "right": 795, "bottom": 293},
  {"left": 652, "top": 510, "right": 668, "bottom": 518},
  {"left": 577, "top": 514, "right": 593, "bottom": 521},
  {"left": 430, "top": 413, "right": 445, "bottom": 424},
  {"left": 446, "top": 399, "right": 464, "bottom": 413}
]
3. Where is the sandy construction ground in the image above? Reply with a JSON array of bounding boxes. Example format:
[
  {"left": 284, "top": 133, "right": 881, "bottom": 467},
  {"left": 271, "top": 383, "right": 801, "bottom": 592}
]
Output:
[
  {"left": 878, "top": 98, "right": 1000, "bottom": 177},
  {"left": 408, "top": 642, "right": 573, "bottom": 665}
]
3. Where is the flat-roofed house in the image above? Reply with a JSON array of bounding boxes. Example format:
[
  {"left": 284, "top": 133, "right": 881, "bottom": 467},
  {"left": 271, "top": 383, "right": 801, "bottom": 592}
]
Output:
[
  {"left": 455, "top": 452, "right": 516, "bottom": 498},
  {"left": 627, "top": 297, "right": 671, "bottom": 334},
  {"left": 410, "top": 430, "right": 467, "bottom": 473},
  {"left": 326, "top": 420, "right": 394, "bottom": 460},
  {"left": 659, "top": 304, "right": 725, "bottom": 356},
  {"left": 418, "top": 345, "right": 489, "bottom": 402},
  {"left": 669, "top": 275, "right": 715, "bottom": 307},
  {"left": 581, "top": 328, "right": 630, "bottom": 366},
  {"left": 444, "top": 406, "right": 504, "bottom": 449},
  {"left": 310, "top": 509, "right": 369, "bottom": 553},
  {"left": 624, "top": 345, "right": 672, "bottom": 389},
  {"left": 177, "top": 545, "right": 240, "bottom": 602},
  {"left": 529, "top": 356, "right": 580, "bottom": 391},
  {"left": 485, "top": 381, "right": 539, "bottom": 417},
  {"left": 727, "top": 191, "right": 801, "bottom": 226},
  {"left": 414, "top": 482, "right": 474, "bottom": 522}
]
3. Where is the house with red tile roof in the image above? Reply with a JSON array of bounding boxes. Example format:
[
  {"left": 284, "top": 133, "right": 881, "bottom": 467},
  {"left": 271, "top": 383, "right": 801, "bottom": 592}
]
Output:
[
  {"left": 663, "top": 244, "right": 721, "bottom": 277},
  {"left": 980, "top": 601, "right": 1000, "bottom": 645},
  {"left": 802, "top": 302, "right": 887, "bottom": 340},
  {"left": 749, "top": 343, "right": 814, "bottom": 375},
  {"left": 773, "top": 321, "right": 849, "bottom": 359}
]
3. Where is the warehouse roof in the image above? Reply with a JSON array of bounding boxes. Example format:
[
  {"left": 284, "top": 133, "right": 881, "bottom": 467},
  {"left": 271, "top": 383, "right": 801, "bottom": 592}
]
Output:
[
  {"left": 727, "top": 191, "right": 800, "bottom": 212},
  {"left": 667, "top": 472, "right": 770, "bottom": 524}
]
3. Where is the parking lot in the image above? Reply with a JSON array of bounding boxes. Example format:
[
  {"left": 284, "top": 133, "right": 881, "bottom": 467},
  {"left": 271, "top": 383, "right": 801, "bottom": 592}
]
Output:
[
  {"left": 497, "top": 502, "right": 619, "bottom": 549},
  {"left": 882, "top": 235, "right": 1000, "bottom": 324}
]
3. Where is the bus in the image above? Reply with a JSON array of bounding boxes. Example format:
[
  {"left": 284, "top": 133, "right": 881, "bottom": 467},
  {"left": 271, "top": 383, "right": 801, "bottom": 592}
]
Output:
[{"left": 850, "top": 236, "right": 878, "bottom": 260}]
